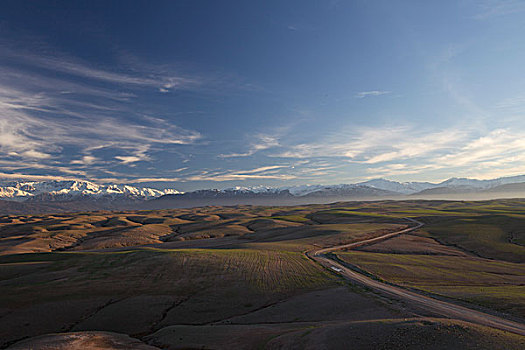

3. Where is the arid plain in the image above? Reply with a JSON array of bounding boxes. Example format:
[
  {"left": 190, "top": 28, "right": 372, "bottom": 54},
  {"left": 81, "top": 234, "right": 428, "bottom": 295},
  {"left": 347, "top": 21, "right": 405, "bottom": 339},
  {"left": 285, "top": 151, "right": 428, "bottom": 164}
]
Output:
[{"left": 1, "top": 199, "right": 524, "bottom": 349}]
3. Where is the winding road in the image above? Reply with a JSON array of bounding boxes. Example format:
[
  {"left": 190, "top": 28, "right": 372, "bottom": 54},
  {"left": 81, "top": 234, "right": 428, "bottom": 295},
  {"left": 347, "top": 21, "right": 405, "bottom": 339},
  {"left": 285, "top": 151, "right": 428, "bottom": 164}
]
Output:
[{"left": 308, "top": 218, "right": 525, "bottom": 336}]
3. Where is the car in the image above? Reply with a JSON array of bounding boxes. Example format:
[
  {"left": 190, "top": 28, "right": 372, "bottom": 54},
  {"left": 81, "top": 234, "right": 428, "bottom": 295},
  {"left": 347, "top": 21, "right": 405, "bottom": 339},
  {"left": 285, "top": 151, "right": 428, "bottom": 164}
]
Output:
[{"left": 330, "top": 266, "right": 342, "bottom": 272}]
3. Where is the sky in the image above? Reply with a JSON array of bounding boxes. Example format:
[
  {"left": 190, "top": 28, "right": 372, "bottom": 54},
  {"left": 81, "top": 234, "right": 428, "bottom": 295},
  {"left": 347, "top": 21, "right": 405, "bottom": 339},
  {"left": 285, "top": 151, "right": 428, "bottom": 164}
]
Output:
[{"left": 1, "top": 0, "right": 525, "bottom": 191}]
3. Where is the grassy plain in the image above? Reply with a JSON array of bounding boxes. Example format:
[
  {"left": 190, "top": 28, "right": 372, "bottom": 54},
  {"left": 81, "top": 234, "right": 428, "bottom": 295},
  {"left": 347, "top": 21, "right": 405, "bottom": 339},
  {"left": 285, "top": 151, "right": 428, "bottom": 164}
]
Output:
[
  {"left": 1, "top": 199, "right": 524, "bottom": 349},
  {"left": 334, "top": 199, "right": 525, "bottom": 320},
  {"left": 338, "top": 251, "right": 525, "bottom": 317}
]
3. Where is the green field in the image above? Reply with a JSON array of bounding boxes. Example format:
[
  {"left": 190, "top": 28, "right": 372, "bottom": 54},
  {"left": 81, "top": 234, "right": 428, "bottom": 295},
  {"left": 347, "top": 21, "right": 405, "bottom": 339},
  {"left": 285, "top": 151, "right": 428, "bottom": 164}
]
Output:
[
  {"left": 338, "top": 251, "right": 525, "bottom": 317},
  {"left": 422, "top": 215, "right": 525, "bottom": 262},
  {"left": 0, "top": 247, "right": 336, "bottom": 307}
]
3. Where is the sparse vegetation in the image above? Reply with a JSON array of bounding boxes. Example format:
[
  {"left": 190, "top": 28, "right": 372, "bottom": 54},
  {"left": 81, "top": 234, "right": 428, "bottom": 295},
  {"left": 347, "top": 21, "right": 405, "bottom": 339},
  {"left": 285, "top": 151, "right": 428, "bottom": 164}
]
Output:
[{"left": 1, "top": 199, "right": 524, "bottom": 348}]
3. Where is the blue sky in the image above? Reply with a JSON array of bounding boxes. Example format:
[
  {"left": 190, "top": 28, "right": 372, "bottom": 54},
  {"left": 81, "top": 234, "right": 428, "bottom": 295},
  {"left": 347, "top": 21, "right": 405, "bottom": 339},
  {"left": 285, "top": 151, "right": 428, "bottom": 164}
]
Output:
[{"left": 1, "top": 1, "right": 525, "bottom": 190}]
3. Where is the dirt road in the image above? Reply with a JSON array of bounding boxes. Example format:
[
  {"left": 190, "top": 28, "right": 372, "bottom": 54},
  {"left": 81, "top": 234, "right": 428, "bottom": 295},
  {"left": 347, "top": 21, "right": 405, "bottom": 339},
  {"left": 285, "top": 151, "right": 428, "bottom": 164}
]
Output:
[{"left": 308, "top": 218, "right": 525, "bottom": 336}]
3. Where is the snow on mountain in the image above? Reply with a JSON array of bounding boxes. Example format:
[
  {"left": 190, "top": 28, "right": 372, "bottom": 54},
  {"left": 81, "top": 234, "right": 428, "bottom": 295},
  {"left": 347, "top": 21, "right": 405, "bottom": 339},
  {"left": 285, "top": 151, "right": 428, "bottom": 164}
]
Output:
[
  {"left": 2, "top": 175, "right": 525, "bottom": 203},
  {"left": 357, "top": 178, "right": 437, "bottom": 194},
  {"left": 0, "top": 187, "right": 33, "bottom": 199},
  {"left": 0, "top": 180, "right": 181, "bottom": 201},
  {"left": 284, "top": 181, "right": 431, "bottom": 196},
  {"left": 223, "top": 186, "right": 284, "bottom": 194},
  {"left": 281, "top": 185, "right": 328, "bottom": 196},
  {"left": 300, "top": 184, "right": 398, "bottom": 197},
  {"left": 437, "top": 177, "right": 487, "bottom": 189},
  {"left": 438, "top": 175, "right": 525, "bottom": 189},
  {"left": 284, "top": 175, "right": 525, "bottom": 197}
]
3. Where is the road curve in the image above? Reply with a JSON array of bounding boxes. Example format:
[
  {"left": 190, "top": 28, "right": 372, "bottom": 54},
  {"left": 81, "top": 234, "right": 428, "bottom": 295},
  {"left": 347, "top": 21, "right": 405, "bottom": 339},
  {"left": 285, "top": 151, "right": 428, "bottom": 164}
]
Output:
[{"left": 307, "top": 218, "right": 525, "bottom": 336}]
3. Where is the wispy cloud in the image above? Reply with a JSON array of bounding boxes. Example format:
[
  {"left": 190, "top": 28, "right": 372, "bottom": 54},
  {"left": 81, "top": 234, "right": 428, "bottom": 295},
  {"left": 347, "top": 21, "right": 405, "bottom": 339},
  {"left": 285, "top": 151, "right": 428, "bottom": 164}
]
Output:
[
  {"left": 188, "top": 173, "right": 296, "bottom": 181},
  {"left": 273, "top": 125, "right": 466, "bottom": 162},
  {"left": 264, "top": 122, "right": 525, "bottom": 182},
  {"left": 108, "top": 120, "right": 525, "bottom": 185},
  {"left": 70, "top": 155, "right": 98, "bottom": 166},
  {"left": 0, "top": 172, "right": 81, "bottom": 182},
  {"left": 354, "top": 128, "right": 525, "bottom": 180},
  {"left": 181, "top": 164, "right": 295, "bottom": 182},
  {"left": 494, "top": 93, "right": 525, "bottom": 110},
  {"left": 364, "top": 163, "right": 441, "bottom": 179},
  {"left": 236, "top": 165, "right": 287, "bottom": 174},
  {"left": 219, "top": 134, "right": 280, "bottom": 158},
  {"left": 0, "top": 100, "right": 201, "bottom": 162},
  {"left": 472, "top": 0, "right": 525, "bottom": 20},
  {"left": 1, "top": 26, "right": 524, "bottom": 187},
  {"left": 355, "top": 90, "right": 391, "bottom": 99},
  {"left": 435, "top": 129, "right": 525, "bottom": 168},
  {"left": 0, "top": 45, "right": 200, "bottom": 93},
  {"left": 0, "top": 44, "right": 204, "bottom": 181}
]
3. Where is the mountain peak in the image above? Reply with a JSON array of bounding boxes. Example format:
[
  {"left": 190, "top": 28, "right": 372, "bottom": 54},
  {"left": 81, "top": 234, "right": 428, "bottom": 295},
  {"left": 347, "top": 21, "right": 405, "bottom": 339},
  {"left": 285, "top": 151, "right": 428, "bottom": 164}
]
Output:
[
  {"left": 1, "top": 174, "right": 525, "bottom": 203},
  {"left": 0, "top": 180, "right": 181, "bottom": 202}
]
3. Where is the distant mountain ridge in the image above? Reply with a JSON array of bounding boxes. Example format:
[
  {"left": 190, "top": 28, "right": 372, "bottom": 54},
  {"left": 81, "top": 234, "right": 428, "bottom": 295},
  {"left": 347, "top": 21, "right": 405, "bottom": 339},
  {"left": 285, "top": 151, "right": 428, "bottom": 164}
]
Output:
[
  {"left": 0, "top": 180, "right": 180, "bottom": 202},
  {"left": 1, "top": 175, "right": 525, "bottom": 207}
]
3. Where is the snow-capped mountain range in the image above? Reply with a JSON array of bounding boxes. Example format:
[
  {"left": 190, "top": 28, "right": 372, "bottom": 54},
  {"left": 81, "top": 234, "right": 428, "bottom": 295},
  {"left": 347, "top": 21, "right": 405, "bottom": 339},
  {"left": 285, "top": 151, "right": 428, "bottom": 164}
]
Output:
[
  {"left": 219, "top": 175, "right": 525, "bottom": 197},
  {"left": 0, "top": 180, "right": 181, "bottom": 202},
  {"left": 1, "top": 174, "right": 525, "bottom": 203},
  {"left": 284, "top": 175, "right": 525, "bottom": 196}
]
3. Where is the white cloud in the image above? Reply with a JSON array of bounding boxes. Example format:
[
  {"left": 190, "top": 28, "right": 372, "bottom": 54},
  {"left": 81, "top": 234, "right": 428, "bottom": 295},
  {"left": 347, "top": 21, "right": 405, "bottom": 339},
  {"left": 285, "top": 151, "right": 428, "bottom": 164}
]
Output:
[
  {"left": 20, "top": 150, "right": 52, "bottom": 159},
  {"left": 267, "top": 122, "right": 525, "bottom": 181},
  {"left": 70, "top": 155, "right": 98, "bottom": 165},
  {"left": 0, "top": 41, "right": 206, "bottom": 183},
  {"left": 115, "top": 156, "right": 142, "bottom": 164},
  {"left": 365, "top": 163, "right": 441, "bottom": 178},
  {"left": 0, "top": 172, "right": 81, "bottom": 182},
  {"left": 356, "top": 128, "right": 525, "bottom": 180},
  {"left": 0, "top": 78, "right": 202, "bottom": 175},
  {"left": 183, "top": 164, "right": 295, "bottom": 182},
  {"left": 219, "top": 134, "right": 280, "bottom": 158},
  {"left": 187, "top": 173, "right": 296, "bottom": 181},
  {"left": 236, "top": 165, "right": 287, "bottom": 174},
  {"left": 435, "top": 129, "right": 525, "bottom": 168},
  {"left": 355, "top": 90, "right": 391, "bottom": 99},
  {"left": 273, "top": 125, "right": 465, "bottom": 164},
  {"left": 1, "top": 46, "right": 200, "bottom": 93},
  {"left": 124, "top": 177, "right": 182, "bottom": 183}
]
